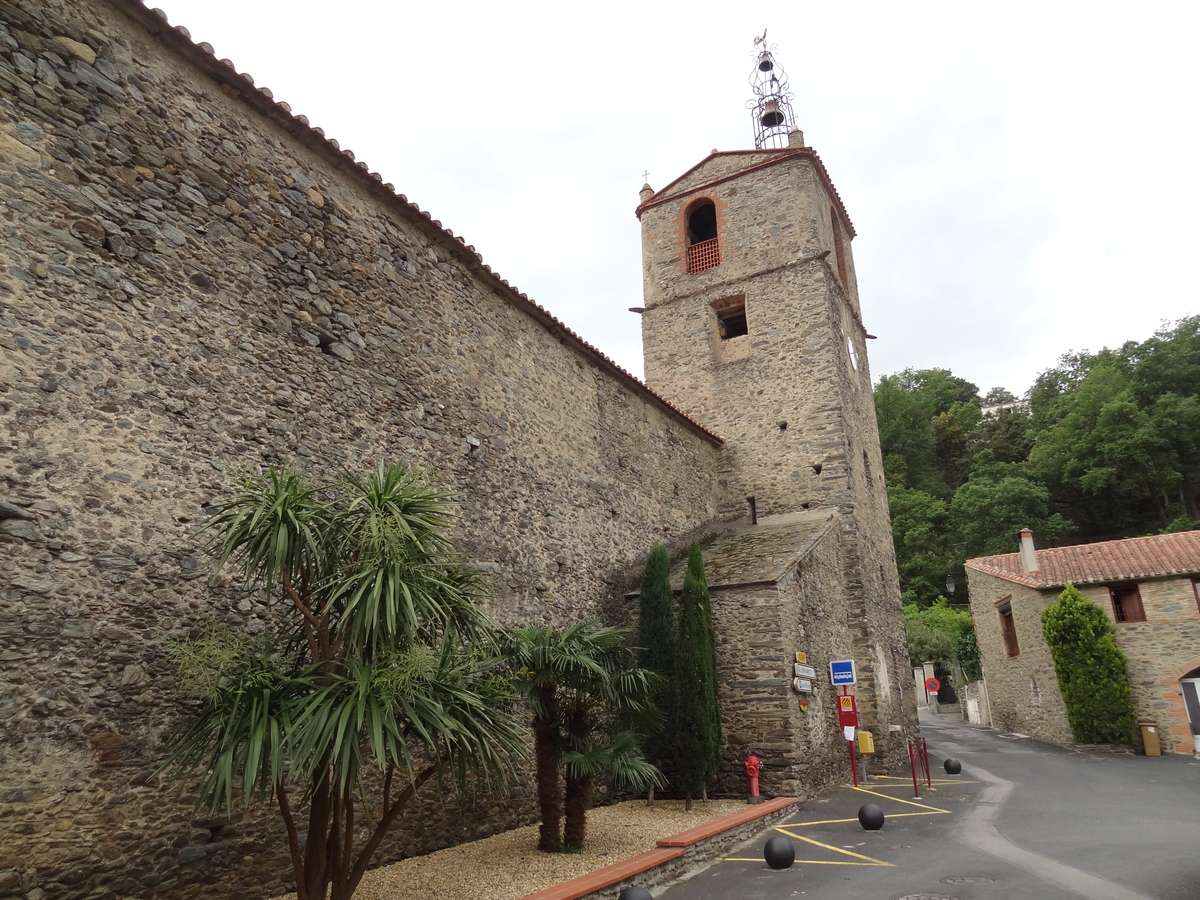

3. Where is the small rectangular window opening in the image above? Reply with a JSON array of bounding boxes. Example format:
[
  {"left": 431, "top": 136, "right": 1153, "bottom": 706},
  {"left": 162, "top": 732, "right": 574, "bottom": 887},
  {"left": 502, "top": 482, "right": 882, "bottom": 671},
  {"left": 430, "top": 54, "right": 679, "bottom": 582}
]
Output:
[
  {"left": 714, "top": 296, "right": 748, "bottom": 340},
  {"left": 1194, "top": 579, "right": 1200, "bottom": 617},
  {"left": 998, "top": 600, "right": 1019, "bottom": 657},
  {"left": 1109, "top": 584, "right": 1145, "bottom": 623}
]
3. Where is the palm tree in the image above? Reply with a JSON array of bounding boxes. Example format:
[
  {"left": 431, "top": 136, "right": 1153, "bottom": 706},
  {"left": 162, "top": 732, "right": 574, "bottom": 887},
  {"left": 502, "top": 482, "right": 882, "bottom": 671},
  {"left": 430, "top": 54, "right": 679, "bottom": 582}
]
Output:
[
  {"left": 563, "top": 729, "right": 660, "bottom": 849},
  {"left": 166, "top": 464, "right": 525, "bottom": 900},
  {"left": 504, "top": 622, "right": 661, "bottom": 852}
]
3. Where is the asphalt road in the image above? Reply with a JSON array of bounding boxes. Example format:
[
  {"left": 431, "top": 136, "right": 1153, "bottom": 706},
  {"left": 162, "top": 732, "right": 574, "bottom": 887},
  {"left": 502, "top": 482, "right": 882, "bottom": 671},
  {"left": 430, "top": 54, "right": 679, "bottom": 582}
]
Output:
[{"left": 660, "top": 713, "right": 1200, "bottom": 899}]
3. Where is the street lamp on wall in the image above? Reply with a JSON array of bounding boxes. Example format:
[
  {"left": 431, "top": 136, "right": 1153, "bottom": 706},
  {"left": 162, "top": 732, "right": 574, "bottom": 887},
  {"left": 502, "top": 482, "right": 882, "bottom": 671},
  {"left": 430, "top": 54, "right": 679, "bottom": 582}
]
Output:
[{"left": 945, "top": 575, "right": 956, "bottom": 597}]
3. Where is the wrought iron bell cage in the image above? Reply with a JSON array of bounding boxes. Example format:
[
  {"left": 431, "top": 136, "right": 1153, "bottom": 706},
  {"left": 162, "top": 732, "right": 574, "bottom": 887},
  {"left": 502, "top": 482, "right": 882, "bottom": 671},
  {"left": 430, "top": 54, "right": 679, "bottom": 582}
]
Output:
[{"left": 748, "top": 37, "right": 796, "bottom": 149}]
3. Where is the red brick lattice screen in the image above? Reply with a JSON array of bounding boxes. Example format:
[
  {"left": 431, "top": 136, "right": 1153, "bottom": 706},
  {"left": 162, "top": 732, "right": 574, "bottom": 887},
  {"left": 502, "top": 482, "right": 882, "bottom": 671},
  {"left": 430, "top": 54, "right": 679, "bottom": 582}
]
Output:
[{"left": 686, "top": 238, "right": 720, "bottom": 273}]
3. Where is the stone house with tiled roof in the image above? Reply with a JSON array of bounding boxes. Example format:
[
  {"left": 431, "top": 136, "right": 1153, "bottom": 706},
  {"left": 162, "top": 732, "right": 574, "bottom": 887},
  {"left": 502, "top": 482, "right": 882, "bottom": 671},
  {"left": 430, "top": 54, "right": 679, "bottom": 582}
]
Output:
[{"left": 966, "top": 528, "right": 1200, "bottom": 754}]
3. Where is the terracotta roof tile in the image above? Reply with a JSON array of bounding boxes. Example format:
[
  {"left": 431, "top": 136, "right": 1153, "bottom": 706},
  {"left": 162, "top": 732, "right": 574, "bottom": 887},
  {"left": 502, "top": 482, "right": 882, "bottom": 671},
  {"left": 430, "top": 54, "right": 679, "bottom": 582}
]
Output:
[
  {"left": 965, "top": 531, "right": 1200, "bottom": 589},
  {"left": 118, "top": 2, "right": 722, "bottom": 447}
]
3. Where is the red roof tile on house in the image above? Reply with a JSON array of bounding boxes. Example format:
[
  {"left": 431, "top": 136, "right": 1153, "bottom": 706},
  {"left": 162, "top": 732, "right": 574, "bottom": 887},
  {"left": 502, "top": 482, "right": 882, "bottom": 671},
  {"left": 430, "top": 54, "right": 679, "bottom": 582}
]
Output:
[{"left": 965, "top": 531, "right": 1200, "bottom": 589}]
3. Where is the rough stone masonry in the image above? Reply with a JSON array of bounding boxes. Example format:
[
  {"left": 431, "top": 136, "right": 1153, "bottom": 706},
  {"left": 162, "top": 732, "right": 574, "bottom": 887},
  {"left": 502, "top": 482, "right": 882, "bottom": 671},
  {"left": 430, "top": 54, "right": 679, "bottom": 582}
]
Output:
[{"left": 0, "top": 0, "right": 916, "bottom": 897}]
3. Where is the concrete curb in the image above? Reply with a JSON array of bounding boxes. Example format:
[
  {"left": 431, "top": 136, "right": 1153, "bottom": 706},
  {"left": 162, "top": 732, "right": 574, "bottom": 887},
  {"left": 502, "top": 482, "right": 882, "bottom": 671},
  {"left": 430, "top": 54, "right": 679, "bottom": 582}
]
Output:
[{"left": 522, "top": 797, "right": 800, "bottom": 900}]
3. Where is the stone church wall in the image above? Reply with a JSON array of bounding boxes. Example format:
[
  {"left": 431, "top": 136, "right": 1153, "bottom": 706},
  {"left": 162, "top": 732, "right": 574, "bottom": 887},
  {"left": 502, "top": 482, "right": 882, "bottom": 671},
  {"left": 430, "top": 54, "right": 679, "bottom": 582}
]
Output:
[{"left": 0, "top": 1, "right": 722, "bottom": 896}]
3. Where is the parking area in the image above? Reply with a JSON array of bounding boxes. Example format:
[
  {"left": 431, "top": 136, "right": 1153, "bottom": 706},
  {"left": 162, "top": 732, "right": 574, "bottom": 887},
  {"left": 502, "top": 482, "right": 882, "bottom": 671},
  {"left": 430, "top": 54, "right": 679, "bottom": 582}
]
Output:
[
  {"left": 665, "top": 771, "right": 1089, "bottom": 900},
  {"left": 657, "top": 768, "right": 1060, "bottom": 900},
  {"left": 660, "top": 715, "right": 1200, "bottom": 899}
]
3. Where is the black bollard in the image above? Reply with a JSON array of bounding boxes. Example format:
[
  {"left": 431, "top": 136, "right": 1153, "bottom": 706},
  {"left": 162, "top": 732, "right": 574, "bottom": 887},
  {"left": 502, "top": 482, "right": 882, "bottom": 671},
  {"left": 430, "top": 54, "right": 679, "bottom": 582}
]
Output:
[
  {"left": 763, "top": 834, "right": 796, "bottom": 870},
  {"left": 618, "top": 888, "right": 653, "bottom": 900},
  {"left": 857, "top": 802, "right": 885, "bottom": 830},
  {"left": 944, "top": 758, "right": 962, "bottom": 775}
]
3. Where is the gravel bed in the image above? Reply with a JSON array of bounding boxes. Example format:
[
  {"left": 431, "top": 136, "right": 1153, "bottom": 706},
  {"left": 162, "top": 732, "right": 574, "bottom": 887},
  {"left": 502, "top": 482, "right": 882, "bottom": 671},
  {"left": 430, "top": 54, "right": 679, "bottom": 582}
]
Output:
[{"left": 278, "top": 799, "right": 743, "bottom": 900}]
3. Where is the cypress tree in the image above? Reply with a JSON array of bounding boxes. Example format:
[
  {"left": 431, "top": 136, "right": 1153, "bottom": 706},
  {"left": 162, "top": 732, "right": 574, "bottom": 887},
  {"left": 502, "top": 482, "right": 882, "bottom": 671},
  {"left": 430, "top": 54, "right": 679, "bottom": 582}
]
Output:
[
  {"left": 1041, "top": 583, "right": 1136, "bottom": 745},
  {"left": 685, "top": 545, "right": 722, "bottom": 795},
  {"left": 637, "top": 545, "right": 675, "bottom": 796},
  {"left": 671, "top": 568, "right": 710, "bottom": 810}
]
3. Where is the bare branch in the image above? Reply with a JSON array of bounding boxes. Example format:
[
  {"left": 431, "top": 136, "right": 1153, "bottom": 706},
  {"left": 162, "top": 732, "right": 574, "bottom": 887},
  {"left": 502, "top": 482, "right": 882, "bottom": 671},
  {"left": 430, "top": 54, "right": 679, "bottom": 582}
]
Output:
[{"left": 348, "top": 763, "right": 439, "bottom": 892}]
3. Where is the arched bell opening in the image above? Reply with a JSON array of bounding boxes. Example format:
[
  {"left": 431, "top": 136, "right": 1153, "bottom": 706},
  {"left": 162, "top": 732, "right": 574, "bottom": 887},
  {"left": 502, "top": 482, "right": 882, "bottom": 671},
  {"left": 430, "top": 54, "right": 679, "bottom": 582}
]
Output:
[
  {"left": 685, "top": 199, "right": 717, "bottom": 246},
  {"left": 683, "top": 198, "right": 720, "bottom": 273}
]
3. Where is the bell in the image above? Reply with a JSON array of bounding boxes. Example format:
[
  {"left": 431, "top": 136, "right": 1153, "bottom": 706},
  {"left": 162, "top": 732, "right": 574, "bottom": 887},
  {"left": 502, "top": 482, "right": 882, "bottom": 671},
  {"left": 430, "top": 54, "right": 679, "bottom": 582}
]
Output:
[
  {"left": 760, "top": 99, "right": 785, "bottom": 128},
  {"left": 757, "top": 51, "right": 774, "bottom": 72}
]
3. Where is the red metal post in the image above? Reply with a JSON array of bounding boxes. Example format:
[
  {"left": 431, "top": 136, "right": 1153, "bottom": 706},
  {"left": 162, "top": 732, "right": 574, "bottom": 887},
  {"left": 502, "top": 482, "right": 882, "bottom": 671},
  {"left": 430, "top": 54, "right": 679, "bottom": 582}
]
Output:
[
  {"left": 907, "top": 740, "right": 921, "bottom": 798},
  {"left": 848, "top": 736, "right": 859, "bottom": 787}
]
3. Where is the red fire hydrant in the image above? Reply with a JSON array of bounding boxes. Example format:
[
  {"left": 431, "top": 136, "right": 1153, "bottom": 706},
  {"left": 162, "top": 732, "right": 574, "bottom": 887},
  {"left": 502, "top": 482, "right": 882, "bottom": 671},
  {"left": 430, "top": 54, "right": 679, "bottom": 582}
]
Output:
[{"left": 744, "top": 753, "right": 763, "bottom": 804}]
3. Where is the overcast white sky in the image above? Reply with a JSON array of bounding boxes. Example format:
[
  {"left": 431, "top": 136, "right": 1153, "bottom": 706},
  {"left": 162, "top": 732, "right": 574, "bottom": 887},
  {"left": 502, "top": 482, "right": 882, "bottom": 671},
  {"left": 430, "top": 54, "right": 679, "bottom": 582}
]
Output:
[{"left": 159, "top": 0, "right": 1199, "bottom": 395}]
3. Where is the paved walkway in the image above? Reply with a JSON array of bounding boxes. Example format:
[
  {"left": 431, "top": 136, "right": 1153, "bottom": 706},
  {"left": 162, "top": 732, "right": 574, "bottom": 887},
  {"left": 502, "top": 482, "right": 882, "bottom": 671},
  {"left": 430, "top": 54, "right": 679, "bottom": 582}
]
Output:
[{"left": 659, "top": 714, "right": 1200, "bottom": 899}]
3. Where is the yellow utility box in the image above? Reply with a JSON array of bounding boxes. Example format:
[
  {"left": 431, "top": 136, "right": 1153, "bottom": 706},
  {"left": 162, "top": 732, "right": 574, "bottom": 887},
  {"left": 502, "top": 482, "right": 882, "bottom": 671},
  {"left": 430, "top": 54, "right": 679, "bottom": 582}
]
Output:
[
  {"left": 1138, "top": 721, "right": 1162, "bottom": 757},
  {"left": 857, "top": 730, "right": 876, "bottom": 755}
]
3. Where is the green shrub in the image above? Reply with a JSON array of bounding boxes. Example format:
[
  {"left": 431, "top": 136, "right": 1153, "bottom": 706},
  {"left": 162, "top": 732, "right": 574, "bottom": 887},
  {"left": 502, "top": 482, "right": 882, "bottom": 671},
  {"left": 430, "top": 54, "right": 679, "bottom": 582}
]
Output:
[
  {"left": 956, "top": 627, "right": 982, "bottom": 683},
  {"left": 1041, "top": 583, "right": 1136, "bottom": 745},
  {"left": 636, "top": 545, "right": 674, "bottom": 771},
  {"left": 671, "top": 546, "right": 720, "bottom": 808}
]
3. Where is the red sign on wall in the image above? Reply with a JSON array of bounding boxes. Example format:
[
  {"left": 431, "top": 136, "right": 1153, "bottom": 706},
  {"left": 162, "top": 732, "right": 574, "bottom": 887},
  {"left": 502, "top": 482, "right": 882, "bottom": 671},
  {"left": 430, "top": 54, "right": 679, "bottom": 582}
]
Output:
[
  {"left": 925, "top": 676, "right": 942, "bottom": 694},
  {"left": 837, "top": 694, "right": 858, "bottom": 728}
]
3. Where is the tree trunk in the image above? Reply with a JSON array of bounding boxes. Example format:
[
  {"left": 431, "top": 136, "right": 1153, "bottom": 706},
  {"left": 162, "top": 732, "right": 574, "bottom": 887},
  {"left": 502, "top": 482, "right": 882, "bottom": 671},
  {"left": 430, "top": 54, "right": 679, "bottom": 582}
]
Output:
[
  {"left": 646, "top": 784, "right": 655, "bottom": 807},
  {"left": 701, "top": 783, "right": 708, "bottom": 803},
  {"left": 684, "top": 791, "right": 693, "bottom": 812},
  {"left": 302, "top": 771, "right": 334, "bottom": 899},
  {"left": 534, "top": 687, "right": 563, "bottom": 852},
  {"left": 563, "top": 773, "right": 593, "bottom": 850}
]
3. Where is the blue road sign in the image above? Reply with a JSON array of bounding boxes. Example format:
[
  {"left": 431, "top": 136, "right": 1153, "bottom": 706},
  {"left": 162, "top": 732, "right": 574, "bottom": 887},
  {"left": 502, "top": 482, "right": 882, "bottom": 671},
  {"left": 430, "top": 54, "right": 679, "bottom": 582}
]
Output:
[{"left": 829, "top": 658, "right": 857, "bottom": 686}]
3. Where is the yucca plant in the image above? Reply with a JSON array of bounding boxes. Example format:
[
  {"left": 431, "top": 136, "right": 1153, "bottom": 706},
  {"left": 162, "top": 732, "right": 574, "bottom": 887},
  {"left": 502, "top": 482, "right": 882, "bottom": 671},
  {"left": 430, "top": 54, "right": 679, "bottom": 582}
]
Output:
[
  {"left": 166, "top": 464, "right": 524, "bottom": 900},
  {"left": 503, "top": 622, "right": 660, "bottom": 852}
]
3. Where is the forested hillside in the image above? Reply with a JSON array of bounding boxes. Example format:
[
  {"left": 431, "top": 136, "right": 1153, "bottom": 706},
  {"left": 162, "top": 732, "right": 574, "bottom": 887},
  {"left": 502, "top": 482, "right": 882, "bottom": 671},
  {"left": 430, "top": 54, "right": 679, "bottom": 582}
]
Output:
[{"left": 878, "top": 316, "right": 1200, "bottom": 609}]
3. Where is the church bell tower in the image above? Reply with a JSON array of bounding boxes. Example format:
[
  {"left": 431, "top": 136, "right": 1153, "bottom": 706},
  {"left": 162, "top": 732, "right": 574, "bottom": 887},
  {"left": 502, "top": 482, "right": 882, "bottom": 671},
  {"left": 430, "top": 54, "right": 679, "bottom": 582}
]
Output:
[{"left": 635, "top": 36, "right": 912, "bottom": 734}]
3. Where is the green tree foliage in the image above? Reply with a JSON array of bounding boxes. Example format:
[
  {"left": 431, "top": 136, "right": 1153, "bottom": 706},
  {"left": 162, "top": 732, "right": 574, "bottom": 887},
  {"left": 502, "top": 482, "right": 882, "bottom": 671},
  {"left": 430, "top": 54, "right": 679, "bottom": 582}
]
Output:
[
  {"left": 166, "top": 464, "right": 524, "bottom": 900},
  {"left": 887, "top": 484, "right": 952, "bottom": 606},
  {"left": 671, "top": 547, "right": 720, "bottom": 809},
  {"left": 504, "top": 622, "right": 660, "bottom": 852},
  {"left": 1040, "top": 584, "right": 1136, "bottom": 745},
  {"left": 636, "top": 546, "right": 674, "bottom": 777},
  {"left": 685, "top": 546, "right": 722, "bottom": 792},
  {"left": 876, "top": 317, "right": 1200, "bottom": 608},
  {"left": 956, "top": 627, "right": 982, "bottom": 683},
  {"left": 902, "top": 598, "right": 974, "bottom": 669},
  {"left": 948, "top": 460, "right": 1072, "bottom": 558},
  {"left": 875, "top": 368, "right": 979, "bottom": 495}
]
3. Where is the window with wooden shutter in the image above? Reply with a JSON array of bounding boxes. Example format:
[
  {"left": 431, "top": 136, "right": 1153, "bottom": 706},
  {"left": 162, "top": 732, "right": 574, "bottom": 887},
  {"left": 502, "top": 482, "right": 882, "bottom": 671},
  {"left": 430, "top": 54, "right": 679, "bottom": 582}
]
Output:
[
  {"left": 998, "top": 600, "right": 1019, "bottom": 657},
  {"left": 1109, "top": 584, "right": 1145, "bottom": 623}
]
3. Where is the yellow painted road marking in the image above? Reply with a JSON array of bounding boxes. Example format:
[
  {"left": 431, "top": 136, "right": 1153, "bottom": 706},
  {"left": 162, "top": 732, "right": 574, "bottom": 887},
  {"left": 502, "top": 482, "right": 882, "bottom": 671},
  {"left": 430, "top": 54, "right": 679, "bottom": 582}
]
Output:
[
  {"left": 781, "top": 809, "right": 949, "bottom": 828},
  {"left": 850, "top": 785, "right": 950, "bottom": 813},
  {"left": 773, "top": 826, "right": 894, "bottom": 867},
  {"left": 781, "top": 816, "right": 860, "bottom": 826},
  {"left": 870, "top": 776, "right": 979, "bottom": 786},
  {"left": 723, "top": 857, "right": 886, "bottom": 866}
]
